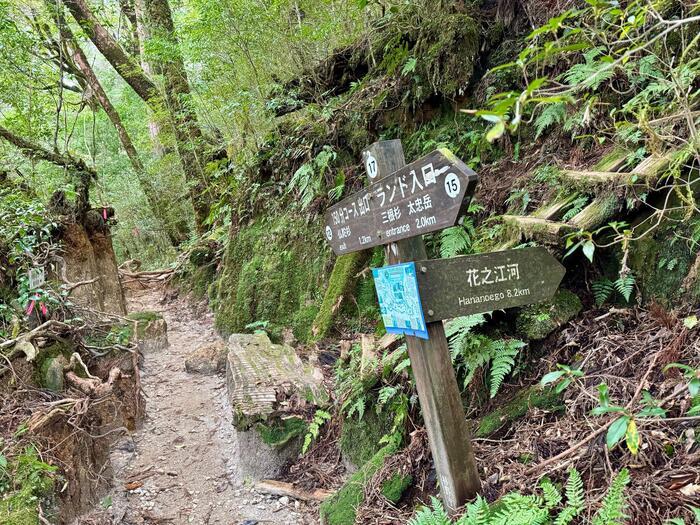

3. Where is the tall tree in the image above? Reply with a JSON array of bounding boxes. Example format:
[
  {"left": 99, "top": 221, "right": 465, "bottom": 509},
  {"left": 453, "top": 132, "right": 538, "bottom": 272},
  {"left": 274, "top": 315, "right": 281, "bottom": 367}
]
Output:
[
  {"left": 63, "top": 0, "right": 213, "bottom": 233},
  {"left": 53, "top": 13, "right": 187, "bottom": 244}
]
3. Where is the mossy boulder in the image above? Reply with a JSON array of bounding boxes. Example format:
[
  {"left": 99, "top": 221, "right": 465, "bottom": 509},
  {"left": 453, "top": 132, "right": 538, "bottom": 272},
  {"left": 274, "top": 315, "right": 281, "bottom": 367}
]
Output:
[
  {"left": 340, "top": 409, "right": 394, "bottom": 470},
  {"left": 41, "top": 355, "right": 68, "bottom": 392},
  {"left": 628, "top": 219, "right": 699, "bottom": 306},
  {"left": 127, "top": 311, "right": 168, "bottom": 351},
  {"left": 516, "top": 289, "right": 582, "bottom": 341},
  {"left": 319, "top": 442, "right": 398, "bottom": 525}
]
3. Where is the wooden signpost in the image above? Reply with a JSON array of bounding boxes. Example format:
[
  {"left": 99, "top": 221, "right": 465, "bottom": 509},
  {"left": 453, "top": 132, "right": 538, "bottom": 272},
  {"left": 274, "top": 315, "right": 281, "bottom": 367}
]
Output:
[
  {"left": 416, "top": 247, "right": 565, "bottom": 321},
  {"left": 324, "top": 148, "right": 478, "bottom": 256},
  {"left": 322, "top": 140, "right": 567, "bottom": 514}
]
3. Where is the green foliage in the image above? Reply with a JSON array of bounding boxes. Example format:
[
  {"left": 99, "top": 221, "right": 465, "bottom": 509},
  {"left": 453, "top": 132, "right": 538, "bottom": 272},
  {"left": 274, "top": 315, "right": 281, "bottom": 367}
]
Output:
[
  {"left": 439, "top": 219, "right": 476, "bottom": 258},
  {"left": 302, "top": 410, "right": 332, "bottom": 453},
  {"left": 288, "top": 146, "right": 337, "bottom": 209},
  {"left": 591, "top": 469, "right": 630, "bottom": 525},
  {"left": 0, "top": 445, "right": 58, "bottom": 525},
  {"left": 446, "top": 315, "right": 526, "bottom": 398},
  {"left": 409, "top": 468, "right": 588, "bottom": 525}
]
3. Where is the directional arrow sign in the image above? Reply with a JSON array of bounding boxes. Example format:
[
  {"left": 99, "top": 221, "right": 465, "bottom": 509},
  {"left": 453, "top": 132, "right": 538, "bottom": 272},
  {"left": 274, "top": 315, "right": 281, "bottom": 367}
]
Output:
[
  {"left": 324, "top": 148, "right": 478, "bottom": 255},
  {"left": 415, "top": 247, "right": 566, "bottom": 321}
]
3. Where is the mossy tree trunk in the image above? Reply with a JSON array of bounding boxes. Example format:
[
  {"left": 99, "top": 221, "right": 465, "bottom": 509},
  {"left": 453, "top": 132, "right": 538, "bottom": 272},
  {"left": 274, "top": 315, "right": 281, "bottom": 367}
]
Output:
[{"left": 311, "top": 250, "right": 370, "bottom": 341}]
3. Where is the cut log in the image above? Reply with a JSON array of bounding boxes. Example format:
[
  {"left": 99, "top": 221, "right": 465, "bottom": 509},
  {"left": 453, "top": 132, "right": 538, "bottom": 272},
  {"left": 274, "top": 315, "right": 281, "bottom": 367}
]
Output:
[
  {"left": 254, "top": 480, "right": 334, "bottom": 502},
  {"left": 532, "top": 193, "right": 581, "bottom": 221},
  {"left": 226, "top": 333, "right": 326, "bottom": 429}
]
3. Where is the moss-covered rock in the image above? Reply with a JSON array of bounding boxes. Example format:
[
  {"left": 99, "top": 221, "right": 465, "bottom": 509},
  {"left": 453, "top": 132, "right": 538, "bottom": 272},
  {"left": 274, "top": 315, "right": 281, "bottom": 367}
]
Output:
[
  {"left": 41, "top": 356, "right": 68, "bottom": 392},
  {"left": 516, "top": 289, "right": 582, "bottom": 341},
  {"left": 380, "top": 473, "right": 412, "bottom": 504},
  {"left": 475, "top": 386, "right": 564, "bottom": 437},
  {"left": 628, "top": 218, "right": 698, "bottom": 306},
  {"left": 319, "top": 442, "right": 398, "bottom": 525},
  {"left": 213, "top": 215, "right": 329, "bottom": 337},
  {"left": 34, "top": 342, "right": 72, "bottom": 390},
  {"left": 340, "top": 409, "right": 394, "bottom": 469}
]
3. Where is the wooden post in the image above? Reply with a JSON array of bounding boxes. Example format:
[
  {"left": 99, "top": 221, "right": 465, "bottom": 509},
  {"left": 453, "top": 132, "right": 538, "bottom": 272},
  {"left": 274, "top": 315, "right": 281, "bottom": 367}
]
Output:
[{"left": 365, "top": 140, "right": 481, "bottom": 513}]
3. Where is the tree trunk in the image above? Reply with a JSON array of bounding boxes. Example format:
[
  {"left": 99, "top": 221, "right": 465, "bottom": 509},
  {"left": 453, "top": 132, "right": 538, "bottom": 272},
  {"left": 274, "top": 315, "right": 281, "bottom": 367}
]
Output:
[
  {"left": 60, "top": 22, "right": 183, "bottom": 245},
  {"left": 63, "top": 0, "right": 212, "bottom": 233},
  {"left": 134, "top": 0, "right": 169, "bottom": 158},
  {"left": 63, "top": 0, "right": 158, "bottom": 105},
  {"left": 142, "top": 0, "right": 211, "bottom": 232}
]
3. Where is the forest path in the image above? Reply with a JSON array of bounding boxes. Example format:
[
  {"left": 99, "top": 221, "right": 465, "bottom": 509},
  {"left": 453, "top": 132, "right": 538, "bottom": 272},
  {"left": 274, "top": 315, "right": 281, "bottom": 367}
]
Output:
[{"left": 76, "top": 286, "right": 313, "bottom": 525}]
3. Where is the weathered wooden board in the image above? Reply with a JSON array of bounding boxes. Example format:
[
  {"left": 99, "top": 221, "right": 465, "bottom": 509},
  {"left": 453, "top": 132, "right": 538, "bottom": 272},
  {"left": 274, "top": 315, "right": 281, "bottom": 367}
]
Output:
[
  {"left": 324, "top": 148, "right": 478, "bottom": 255},
  {"left": 416, "top": 247, "right": 565, "bottom": 321}
]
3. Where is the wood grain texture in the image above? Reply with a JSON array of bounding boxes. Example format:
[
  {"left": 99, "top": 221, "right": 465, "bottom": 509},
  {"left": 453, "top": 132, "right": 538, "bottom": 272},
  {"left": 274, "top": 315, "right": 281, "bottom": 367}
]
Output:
[{"left": 226, "top": 333, "right": 324, "bottom": 429}]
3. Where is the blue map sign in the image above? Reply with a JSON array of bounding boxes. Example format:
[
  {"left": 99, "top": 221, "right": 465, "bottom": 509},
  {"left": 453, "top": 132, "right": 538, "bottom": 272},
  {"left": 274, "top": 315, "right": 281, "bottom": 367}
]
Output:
[{"left": 372, "top": 262, "right": 428, "bottom": 340}]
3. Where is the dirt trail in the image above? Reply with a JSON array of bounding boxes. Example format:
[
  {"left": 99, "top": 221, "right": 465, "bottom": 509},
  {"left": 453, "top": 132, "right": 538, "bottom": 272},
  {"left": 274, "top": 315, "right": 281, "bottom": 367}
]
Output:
[{"left": 76, "top": 287, "right": 315, "bottom": 525}]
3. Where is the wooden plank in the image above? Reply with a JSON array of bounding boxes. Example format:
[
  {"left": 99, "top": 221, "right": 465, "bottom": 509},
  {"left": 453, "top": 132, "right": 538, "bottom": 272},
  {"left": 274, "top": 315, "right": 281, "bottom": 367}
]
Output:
[
  {"left": 366, "top": 140, "right": 481, "bottom": 514},
  {"left": 416, "top": 247, "right": 565, "bottom": 321},
  {"left": 254, "top": 480, "right": 334, "bottom": 502}
]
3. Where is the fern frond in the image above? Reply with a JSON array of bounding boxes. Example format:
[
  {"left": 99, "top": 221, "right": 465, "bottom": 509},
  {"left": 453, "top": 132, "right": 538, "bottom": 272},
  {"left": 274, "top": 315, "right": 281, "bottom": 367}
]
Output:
[
  {"left": 592, "top": 468, "right": 630, "bottom": 525},
  {"left": 535, "top": 103, "right": 566, "bottom": 138},
  {"left": 554, "top": 468, "right": 584, "bottom": 525},
  {"left": 614, "top": 273, "right": 635, "bottom": 303},
  {"left": 409, "top": 497, "right": 451, "bottom": 525},
  {"left": 488, "top": 340, "right": 524, "bottom": 398},
  {"left": 592, "top": 278, "right": 615, "bottom": 306},
  {"left": 562, "top": 195, "right": 589, "bottom": 222},
  {"left": 540, "top": 479, "right": 562, "bottom": 509},
  {"left": 440, "top": 224, "right": 473, "bottom": 258},
  {"left": 456, "top": 495, "right": 491, "bottom": 525}
]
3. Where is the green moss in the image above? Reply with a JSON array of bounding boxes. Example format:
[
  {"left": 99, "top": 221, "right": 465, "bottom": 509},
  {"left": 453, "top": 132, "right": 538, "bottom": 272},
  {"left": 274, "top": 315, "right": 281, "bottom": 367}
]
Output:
[
  {"left": 127, "top": 311, "right": 162, "bottom": 323},
  {"left": 311, "top": 250, "right": 370, "bottom": 342},
  {"left": 628, "top": 217, "right": 697, "bottom": 306},
  {"left": 0, "top": 446, "right": 57, "bottom": 525},
  {"left": 33, "top": 342, "right": 72, "bottom": 390},
  {"left": 126, "top": 311, "right": 164, "bottom": 339},
  {"left": 292, "top": 305, "right": 320, "bottom": 343},
  {"left": 191, "top": 263, "right": 216, "bottom": 300},
  {"left": 255, "top": 417, "right": 307, "bottom": 448},
  {"left": 340, "top": 409, "right": 394, "bottom": 468},
  {"left": 214, "top": 215, "right": 328, "bottom": 337},
  {"left": 380, "top": 473, "right": 412, "bottom": 503},
  {"left": 475, "top": 386, "right": 563, "bottom": 437},
  {"left": 320, "top": 442, "right": 398, "bottom": 525},
  {"left": 516, "top": 289, "right": 582, "bottom": 341}
]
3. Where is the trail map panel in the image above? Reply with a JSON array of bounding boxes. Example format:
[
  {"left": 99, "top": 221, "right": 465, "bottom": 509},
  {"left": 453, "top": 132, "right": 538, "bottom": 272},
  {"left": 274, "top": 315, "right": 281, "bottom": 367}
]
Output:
[
  {"left": 372, "top": 262, "right": 429, "bottom": 340},
  {"left": 416, "top": 247, "right": 565, "bottom": 321},
  {"left": 324, "top": 149, "right": 478, "bottom": 255}
]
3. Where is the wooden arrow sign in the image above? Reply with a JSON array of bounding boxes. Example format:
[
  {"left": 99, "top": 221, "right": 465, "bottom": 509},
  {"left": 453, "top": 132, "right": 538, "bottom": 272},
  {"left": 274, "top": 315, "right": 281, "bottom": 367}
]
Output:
[
  {"left": 415, "top": 247, "right": 566, "bottom": 321},
  {"left": 324, "top": 149, "right": 478, "bottom": 255}
]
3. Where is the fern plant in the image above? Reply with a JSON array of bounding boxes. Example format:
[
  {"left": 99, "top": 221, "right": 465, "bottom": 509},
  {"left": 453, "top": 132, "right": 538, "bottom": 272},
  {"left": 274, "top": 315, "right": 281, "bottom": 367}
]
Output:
[
  {"left": 409, "top": 468, "right": 630, "bottom": 525},
  {"left": 446, "top": 316, "right": 526, "bottom": 398},
  {"left": 302, "top": 409, "right": 332, "bottom": 453}
]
